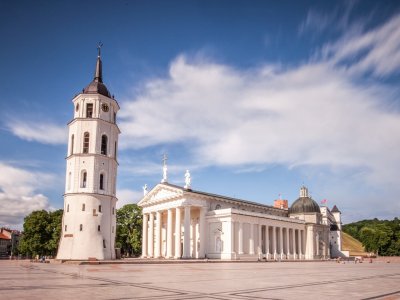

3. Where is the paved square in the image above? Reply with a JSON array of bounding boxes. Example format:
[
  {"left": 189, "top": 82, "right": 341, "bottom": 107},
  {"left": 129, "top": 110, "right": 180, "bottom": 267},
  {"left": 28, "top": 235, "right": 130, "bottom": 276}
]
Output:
[{"left": 0, "top": 260, "right": 399, "bottom": 300}]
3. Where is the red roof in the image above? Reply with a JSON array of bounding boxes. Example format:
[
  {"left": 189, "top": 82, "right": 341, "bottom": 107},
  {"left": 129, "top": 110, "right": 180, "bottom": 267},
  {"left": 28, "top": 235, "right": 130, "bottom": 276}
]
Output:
[{"left": 0, "top": 233, "right": 10, "bottom": 240}]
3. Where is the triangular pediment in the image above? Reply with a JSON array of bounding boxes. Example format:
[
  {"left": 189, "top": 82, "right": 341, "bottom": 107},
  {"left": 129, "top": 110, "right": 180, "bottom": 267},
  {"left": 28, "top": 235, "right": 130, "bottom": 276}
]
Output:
[{"left": 138, "top": 183, "right": 184, "bottom": 207}]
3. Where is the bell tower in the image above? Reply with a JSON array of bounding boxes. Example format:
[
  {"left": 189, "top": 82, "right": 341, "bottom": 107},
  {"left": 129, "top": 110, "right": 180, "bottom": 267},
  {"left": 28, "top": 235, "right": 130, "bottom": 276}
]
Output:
[{"left": 57, "top": 46, "right": 120, "bottom": 260}]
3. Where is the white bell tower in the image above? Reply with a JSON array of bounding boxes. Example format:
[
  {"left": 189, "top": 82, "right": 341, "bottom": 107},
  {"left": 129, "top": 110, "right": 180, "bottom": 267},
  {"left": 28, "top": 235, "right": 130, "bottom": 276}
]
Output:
[{"left": 57, "top": 45, "right": 120, "bottom": 260}]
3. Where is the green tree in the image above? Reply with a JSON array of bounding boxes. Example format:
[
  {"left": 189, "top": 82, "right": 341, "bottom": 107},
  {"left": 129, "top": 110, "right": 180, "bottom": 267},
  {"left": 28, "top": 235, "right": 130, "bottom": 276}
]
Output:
[
  {"left": 116, "top": 204, "right": 142, "bottom": 257},
  {"left": 18, "top": 209, "right": 63, "bottom": 258},
  {"left": 344, "top": 218, "right": 400, "bottom": 256}
]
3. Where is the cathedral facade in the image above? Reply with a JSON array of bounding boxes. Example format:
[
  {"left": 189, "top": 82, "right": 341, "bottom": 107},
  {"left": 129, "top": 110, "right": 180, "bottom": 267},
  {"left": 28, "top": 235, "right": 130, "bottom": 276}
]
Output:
[{"left": 138, "top": 182, "right": 344, "bottom": 260}]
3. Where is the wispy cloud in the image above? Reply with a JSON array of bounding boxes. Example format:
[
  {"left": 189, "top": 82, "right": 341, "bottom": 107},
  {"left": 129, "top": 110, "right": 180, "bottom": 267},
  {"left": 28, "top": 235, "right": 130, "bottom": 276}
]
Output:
[
  {"left": 6, "top": 119, "right": 67, "bottom": 145},
  {"left": 0, "top": 162, "right": 54, "bottom": 228},
  {"left": 299, "top": 1, "right": 358, "bottom": 35},
  {"left": 321, "top": 14, "right": 400, "bottom": 77}
]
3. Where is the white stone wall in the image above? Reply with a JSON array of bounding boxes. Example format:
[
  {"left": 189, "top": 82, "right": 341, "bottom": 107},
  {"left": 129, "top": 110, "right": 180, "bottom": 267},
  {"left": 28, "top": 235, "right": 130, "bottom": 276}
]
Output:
[{"left": 57, "top": 91, "right": 119, "bottom": 261}]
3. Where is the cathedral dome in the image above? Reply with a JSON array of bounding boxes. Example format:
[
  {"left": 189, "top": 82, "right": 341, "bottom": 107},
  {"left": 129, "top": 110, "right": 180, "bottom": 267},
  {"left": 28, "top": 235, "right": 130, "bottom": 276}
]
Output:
[{"left": 289, "top": 186, "right": 321, "bottom": 214}]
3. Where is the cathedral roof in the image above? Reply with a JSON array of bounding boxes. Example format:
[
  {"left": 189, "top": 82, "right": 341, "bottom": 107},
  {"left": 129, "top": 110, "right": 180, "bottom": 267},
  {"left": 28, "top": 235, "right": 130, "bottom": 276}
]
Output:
[
  {"left": 331, "top": 205, "right": 341, "bottom": 213},
  {"left": 289, "top": 197, "right": 321, "bottom": 214},
  {"left": 289, "top": 186, "right": 321, "bottom": 214},
  {"left": 83, "top": 50, "right": 111, "bottom": 98},
  {"left": 142, "top": 182, "right": 285, "bottom": 214}
]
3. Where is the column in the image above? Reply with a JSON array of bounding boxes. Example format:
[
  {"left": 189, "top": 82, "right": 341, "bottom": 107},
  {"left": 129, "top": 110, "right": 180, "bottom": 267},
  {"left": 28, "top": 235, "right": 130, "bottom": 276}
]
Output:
[
  {"left": 142, "top": 213, "right": 148, "bottom": 257},
  {"left": 238, "top": 222, "right": 244, "bottom": 254},
  {"left": 155, "top": 211, "right": 161, "bottom": 257},
  {"left": 258, "top": 224, "right": 262, "bottom": 255},
  {"left": 249, "top": 223, "right": 254, "bottom": 255},
  {"left": 292, "top": 229, "right": 297, "bottom": 260},
  {"left": 183, "top": 206, "right": 191, "bottom": 258},
  {"left": 279, "top": 227, "right": 283, "bottom": 260},
  {"left": 297, "top": 230, "right": 303, "bottom": 259},
  {"left": 286, "top": 228, "right": 290, "bottom": 259},
  {"left": 199, "top": 207, "right": 206, "bottom": 258},
  {"left": 272, "top": 226, "right": 276, "bottom": 259},
  {"left": 265, "top": 225, "right": 270, "bottom": 258},
  {"left": 148, "top": 212, "right": 154, "bottom": 257},
  {"left": 225, "top": 220, "right": 235, "bottom": 259},
  {"left": 167, "top": 209, "right": 173, "bottom": 258},
  {"left": 306, "top": 226, "right": 314, "bottom": 260},
  {"left": 174, "top": 207, "right": 181, "bottom": 258}
]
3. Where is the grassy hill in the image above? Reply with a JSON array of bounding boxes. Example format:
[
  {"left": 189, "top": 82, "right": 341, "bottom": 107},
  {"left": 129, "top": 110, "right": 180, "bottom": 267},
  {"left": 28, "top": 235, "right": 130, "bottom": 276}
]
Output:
[{"left": 342, "top": 231, "right": 368, "bottom": 256}]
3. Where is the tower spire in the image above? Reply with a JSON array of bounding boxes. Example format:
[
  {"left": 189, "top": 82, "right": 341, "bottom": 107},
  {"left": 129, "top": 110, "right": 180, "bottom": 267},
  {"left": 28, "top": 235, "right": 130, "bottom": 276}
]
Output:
[{"left": 94, "top": 42, "right": 103, "bottom": 83}]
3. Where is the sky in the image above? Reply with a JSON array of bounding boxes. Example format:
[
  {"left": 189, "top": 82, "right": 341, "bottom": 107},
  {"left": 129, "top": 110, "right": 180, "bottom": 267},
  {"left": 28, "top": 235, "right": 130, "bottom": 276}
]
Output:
[{"left": 1, "top": 0, "right": 400, "bottom": 228}]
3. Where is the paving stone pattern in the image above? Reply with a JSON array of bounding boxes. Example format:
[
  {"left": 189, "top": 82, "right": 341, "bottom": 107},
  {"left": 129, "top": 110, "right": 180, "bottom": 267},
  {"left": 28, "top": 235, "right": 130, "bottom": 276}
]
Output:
[{"left": 0, "top": 260, "right": 399, "bottom": 300}]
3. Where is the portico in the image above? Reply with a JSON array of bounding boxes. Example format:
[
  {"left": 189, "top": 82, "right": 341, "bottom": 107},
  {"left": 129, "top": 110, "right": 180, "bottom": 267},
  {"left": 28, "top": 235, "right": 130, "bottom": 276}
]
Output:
[{"left": 141, "top": 196, "right": 208, "bottom": 259}]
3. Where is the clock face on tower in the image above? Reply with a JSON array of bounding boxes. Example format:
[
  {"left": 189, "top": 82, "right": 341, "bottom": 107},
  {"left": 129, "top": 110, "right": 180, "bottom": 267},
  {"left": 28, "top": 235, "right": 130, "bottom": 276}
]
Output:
[{"left": 101, "top": 103, "right": 109, "bottom": 112}]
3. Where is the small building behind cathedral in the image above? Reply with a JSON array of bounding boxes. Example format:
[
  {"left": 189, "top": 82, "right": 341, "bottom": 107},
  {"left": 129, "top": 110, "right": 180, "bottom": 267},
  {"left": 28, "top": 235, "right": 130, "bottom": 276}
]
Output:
[{"left": 138, "top": 172, "right": 345, "bottom": 260}]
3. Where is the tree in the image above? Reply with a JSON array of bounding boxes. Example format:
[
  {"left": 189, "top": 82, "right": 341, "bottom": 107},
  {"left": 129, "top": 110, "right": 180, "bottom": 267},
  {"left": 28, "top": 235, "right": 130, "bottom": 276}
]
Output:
[
  {"left": 18, "top": 209, "right": 63, "bottom": 258},
  {"left": 116, "top": 204, "right": 142, "bottom": 257},
  {"left": 344, "top": 218, "right": 400, "bottom": 256}
]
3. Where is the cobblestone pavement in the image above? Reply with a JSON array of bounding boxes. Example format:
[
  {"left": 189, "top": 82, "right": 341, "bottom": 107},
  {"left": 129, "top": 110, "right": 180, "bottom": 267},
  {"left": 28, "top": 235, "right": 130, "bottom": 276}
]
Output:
[{"left": 0, "top": 260, "right": 399, "bottom": 300}]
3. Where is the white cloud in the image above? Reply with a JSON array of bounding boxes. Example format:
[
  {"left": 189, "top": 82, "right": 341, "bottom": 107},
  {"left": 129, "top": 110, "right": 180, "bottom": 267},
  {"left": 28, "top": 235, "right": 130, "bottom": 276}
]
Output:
[
  {"left": 116, "top": 189, "right": 143, "bottom": 208},
  {"left": 119, "top": 56, "right": 400, "bottom": 188},
  {"left": 0, "top": 162, "right": 53, "bottom": 228},
  {"left": 7, "top": 119, "right": 67, "bottom": 145}
]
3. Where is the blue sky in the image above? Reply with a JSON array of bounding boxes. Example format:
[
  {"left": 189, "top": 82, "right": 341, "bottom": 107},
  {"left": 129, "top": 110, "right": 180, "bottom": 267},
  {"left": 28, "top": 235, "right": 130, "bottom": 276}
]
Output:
[{"left": 1, "top": 0, "right": 400, "bottom": 228}]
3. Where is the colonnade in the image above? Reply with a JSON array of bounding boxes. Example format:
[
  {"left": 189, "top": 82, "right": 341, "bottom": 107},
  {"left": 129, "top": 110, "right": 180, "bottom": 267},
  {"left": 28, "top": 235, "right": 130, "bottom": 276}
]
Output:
[
  {"left": 142, "top": 206, "right": 206, "bottom": 259},
  {"left": 235, "top": 222, "right": 306, "bottom": 260}
]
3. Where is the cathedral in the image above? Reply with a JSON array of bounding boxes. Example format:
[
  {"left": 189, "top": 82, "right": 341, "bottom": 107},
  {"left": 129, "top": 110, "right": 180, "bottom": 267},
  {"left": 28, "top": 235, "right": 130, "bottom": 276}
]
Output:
[
  {"left": 57, "top": 49, "right": 344, "bottom": 261},
  {"left": 138, "top": 170, "right": 344, "bottom": 260}
]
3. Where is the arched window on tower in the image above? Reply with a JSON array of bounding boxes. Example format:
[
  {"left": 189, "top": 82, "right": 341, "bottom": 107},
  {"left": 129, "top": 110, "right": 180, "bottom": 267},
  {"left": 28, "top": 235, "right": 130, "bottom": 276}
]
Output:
[
  {"left": 101, "top": 135, "right": 107, "bottom": 155},
  {"left": 81, "top": 171, "right": 87, "bottom": 188},
  {"left": 70, "top": 134, "right": 74, "bottom": 155},
  {"left": 114, "top": 141, "right": 118, "bottom": 159},
  {"left": 83, "top": 132, "right": 90, "bottom": 153},
  {"left": 99, "top": 173, "right": 104, "bottom": 190}
]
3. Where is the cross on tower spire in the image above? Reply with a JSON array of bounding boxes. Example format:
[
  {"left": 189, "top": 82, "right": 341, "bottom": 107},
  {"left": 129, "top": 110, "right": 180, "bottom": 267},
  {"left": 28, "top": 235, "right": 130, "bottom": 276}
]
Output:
[
  {"left": 97, "top": 42, "right": 103, "bottom": 57},
  {"left": 94, "top": 42, "right": 103, "bottom": 83}
]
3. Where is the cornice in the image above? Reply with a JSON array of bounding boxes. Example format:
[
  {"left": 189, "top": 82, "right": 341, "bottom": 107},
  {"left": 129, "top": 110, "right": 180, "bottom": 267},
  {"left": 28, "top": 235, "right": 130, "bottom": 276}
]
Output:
[
  {"left": 67, "top": 117, "right": 121, "bottom": 133},
  {"left": 65, "top": 153, "right": 119, "bottom": 165},
  {"left": 64, "top": 192, "right": 117, "bottom": 201}
]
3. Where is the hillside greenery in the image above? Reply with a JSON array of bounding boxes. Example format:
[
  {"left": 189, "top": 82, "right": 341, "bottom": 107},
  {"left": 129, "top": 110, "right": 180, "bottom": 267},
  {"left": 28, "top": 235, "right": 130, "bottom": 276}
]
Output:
[{"left": 343, "top": 218, "right": 400, "bottom": 256}]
